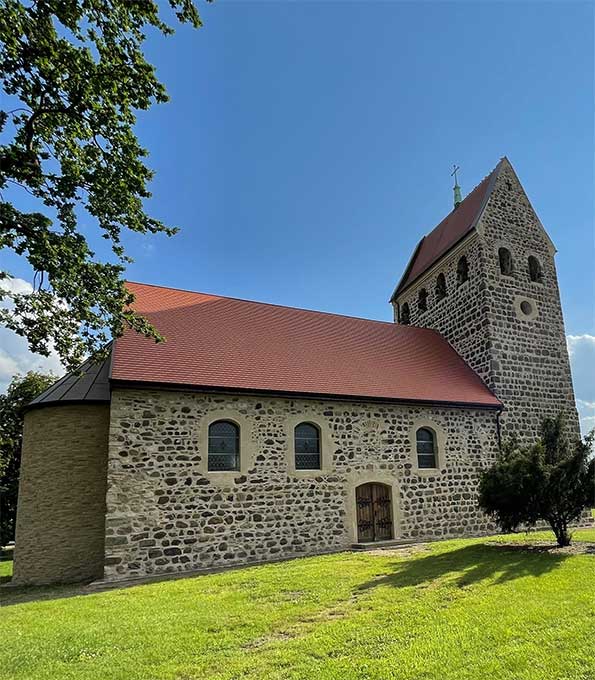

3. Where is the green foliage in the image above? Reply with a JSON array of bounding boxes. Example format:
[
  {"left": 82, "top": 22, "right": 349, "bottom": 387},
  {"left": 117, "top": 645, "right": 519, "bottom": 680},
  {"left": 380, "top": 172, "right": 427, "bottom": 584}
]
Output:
[
  {"left": 479, "top": 414, "right": 595, "bottom": 546},
  {"left": 0, "top": 371, "right": 55, "bottom": 546},
  {"left": 0, "top": 0, "right": 208, "bottom": 370}
]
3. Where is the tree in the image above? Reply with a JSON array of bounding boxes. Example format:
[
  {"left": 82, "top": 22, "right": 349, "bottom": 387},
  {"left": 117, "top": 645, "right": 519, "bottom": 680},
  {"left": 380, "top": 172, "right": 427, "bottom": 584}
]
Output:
[
  {"left": 0, "top": 1, "right": 208, "bottom": 371},
  {"left": 479, "top": 414, "right": 595, "bottom": 546},
  {"left": 0, "top": 371, "right": 55, "bottom": 547}
]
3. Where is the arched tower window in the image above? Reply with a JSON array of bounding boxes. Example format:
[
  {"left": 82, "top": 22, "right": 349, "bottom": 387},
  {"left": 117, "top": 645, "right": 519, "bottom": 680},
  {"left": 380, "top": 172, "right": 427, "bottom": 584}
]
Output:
[
  {"left": 498, "top": 247, "right": 514, "bottom": 276},
  {"left": 416, "top": 427, "right": 437, "bottom": 469},
  {"left": 294, "top": 423, "right": 321, "bottom": 470},
  {"left": 528, "top": 256, "right": 543, "bottom": 283},
  {"left": 418, "top": 288, "right": 428, "bottom": 313},
  {"left": 400, "top": 303, "right": 410, "bottom": 325},
  {"left": 208, "top": 420, "right": 240, "bottom": 471},
  {"left": 457, "top": 256, "right": 469, "bottom": 285},
  {"left": 435, "top": 273, "right": 447, "bottom": 301}
]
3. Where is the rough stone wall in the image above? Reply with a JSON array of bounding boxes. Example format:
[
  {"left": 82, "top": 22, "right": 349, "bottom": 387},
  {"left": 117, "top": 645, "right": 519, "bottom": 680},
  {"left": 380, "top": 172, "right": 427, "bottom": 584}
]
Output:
[
  {"left": 394, "top": 159, "right": 579, "bottom": 444},
  {"left": 394, "top": 234, "right": 493, "bottom": 386},
  {"left": 12, "top": 404, "right": 110, "bottom": 585},
  {"left": 104, "top": 387, "right": 500, "bottom": 580},
  {"left": 476, "top": 161, "right": 579, "bottom": 441}
]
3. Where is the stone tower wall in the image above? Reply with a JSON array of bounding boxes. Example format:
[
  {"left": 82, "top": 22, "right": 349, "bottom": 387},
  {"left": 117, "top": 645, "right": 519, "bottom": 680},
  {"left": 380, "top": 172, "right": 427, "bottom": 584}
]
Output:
[
  {"left": 477, "top": 161, "right": 579, "bottom": 441},
  {"left": 12, "top": 404, "right": 110, "bottom": 585},
  {"left": 393, "top": 234, "right": 493, "bottom": 386},
  {"left": 394, "top": 159, "right": 578, "bottom": 444},
  {"left": 103, "top": 387, "right": 500, "bottom": 581}
]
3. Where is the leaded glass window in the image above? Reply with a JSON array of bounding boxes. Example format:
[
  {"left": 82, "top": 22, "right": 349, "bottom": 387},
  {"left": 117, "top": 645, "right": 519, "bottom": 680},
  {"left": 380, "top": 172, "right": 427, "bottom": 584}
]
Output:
[
  {"left": 416, "top": 427, "right": 437, "bottom": 469},
  {"left": 208, "top": 420, "right": 240, "bottom": 471},
  {"left": 295, "top": 423, "right": 321, "bottom": 470}
]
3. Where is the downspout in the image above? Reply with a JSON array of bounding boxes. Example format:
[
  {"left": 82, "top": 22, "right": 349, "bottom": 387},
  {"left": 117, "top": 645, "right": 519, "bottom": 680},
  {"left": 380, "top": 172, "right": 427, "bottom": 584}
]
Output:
[{"left": 496, "top": 409, "right": 503, "bottom": 452}]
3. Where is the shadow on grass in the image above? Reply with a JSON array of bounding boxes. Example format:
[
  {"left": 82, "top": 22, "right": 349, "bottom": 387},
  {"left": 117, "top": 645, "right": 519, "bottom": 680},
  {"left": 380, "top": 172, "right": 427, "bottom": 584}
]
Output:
[
  {"left": 1, "top": 541, "right": 581, "bottom": 608},
  {"left": 0, "top": 561, "right": 98, "bottom": 607},
  {"left": 0, "top": 580, "right": 92, "bottom": 607},
  {"left": 356, "top": 543, "right": 569, "bottom": 594}
]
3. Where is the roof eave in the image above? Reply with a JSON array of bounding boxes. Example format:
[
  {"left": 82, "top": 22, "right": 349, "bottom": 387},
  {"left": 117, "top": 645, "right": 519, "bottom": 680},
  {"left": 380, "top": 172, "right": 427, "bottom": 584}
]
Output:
[
  {"left": 392, "top": 228, "right": 478, "bottom": 300},
  {"left": 389, "top": 237, "right": 424, "bottom": 303},
  {"left": 25, "top": 398, "right": 110, "bottom": 413},
  {"left": 110, "top": 378, "right": 503, "bottom": 411}
]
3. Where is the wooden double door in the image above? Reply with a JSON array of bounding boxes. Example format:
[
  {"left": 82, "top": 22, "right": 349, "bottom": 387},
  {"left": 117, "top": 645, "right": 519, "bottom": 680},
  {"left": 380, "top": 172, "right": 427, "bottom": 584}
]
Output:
[{"left": 355, "top": 482, "right": 393, "bottom": 543}]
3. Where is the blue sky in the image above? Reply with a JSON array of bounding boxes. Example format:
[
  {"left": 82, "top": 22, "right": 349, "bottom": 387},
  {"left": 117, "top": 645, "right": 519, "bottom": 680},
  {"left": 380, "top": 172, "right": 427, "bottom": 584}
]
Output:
[{"left": 1, "top": 1, "right": 594, "bottom": 430}]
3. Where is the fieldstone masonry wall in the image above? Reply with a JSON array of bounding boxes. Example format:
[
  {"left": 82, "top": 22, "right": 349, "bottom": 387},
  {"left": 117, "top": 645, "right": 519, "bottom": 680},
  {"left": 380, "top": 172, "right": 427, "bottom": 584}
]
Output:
[
  {"left": 395, "top": 159, "right": 579, "bottom": 444},
  {"left": 104, "top": 388, "right": 500, "bottom": 580},
  {"left": 394, "top": 235, "right": 493, "bottom": 386},
  {"left": 478, "top": 161, "right": 579, "bottom": 440}
]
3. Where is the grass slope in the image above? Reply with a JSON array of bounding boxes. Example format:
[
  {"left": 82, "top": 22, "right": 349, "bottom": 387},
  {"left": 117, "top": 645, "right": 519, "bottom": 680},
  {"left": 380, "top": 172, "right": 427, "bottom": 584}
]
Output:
[{"left": 1, "top": 529, "right": 595, "bottom": 680}]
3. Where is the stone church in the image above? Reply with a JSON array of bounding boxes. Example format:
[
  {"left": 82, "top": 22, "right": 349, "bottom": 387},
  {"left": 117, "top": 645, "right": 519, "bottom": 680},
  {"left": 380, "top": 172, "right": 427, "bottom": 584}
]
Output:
[{"left": 12, "top": 157, "right": 580, "bottom": 585}]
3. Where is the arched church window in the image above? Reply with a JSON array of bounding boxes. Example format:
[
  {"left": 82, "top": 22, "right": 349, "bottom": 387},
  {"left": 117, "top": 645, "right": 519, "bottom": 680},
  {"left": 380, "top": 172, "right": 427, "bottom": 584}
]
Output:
[
  {"left": 294, "top": 423, "right": 321, "bottom": 470},
  {"left": 498, "top": 247, "right": 514, "bottom": 276},
  {"left": 528, "top": 256, "right": 543, "bottom": 283},
  {"left": 416, "top": 428, "right": 437, "bottom": 469},
  {"left": 208, "top": 420, "right": 240, "bottom": 471},
  {"left": 457, "top": 256, "right": 469, "bottom": 285},
  {"left": 435, "top": 273, "right": 447, "bottom": 301},
  {"left": 400, "top": 303, "right": 410, "bottom": 325},
  {"left": 418, "top": 288, "right": 428, "bottom": 313}
]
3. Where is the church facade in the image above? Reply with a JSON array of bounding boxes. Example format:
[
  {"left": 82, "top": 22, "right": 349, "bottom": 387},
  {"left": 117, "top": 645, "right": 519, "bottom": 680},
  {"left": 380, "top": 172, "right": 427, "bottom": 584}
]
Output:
[{"left": 12, "top": 158, "right": 581, "bottom": 585}]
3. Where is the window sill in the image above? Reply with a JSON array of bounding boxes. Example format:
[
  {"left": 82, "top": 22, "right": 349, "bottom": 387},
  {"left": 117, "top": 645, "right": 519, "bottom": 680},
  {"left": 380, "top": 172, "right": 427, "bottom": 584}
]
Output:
[
  {"left": 203, "top": 470, "right": 245, "bottom": 485},
  {"left": 288, "top": 468, "right": 329, "bottom": 478},
  {"left": 414, "top": 468, "right": 444, "bottom": 477}
]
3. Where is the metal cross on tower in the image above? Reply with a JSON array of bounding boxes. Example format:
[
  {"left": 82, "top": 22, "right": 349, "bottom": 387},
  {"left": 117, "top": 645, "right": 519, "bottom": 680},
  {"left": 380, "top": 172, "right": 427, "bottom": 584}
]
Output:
[{"left": 451, "top": 164, "right": 462, "bottom": 208}]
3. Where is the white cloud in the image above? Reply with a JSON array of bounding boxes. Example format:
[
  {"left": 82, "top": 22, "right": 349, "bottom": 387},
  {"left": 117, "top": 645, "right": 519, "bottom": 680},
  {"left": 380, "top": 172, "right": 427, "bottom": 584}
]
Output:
[
  {"left": 0, "top": 277, "right": 64, "bottom": 393},
  {"left": 567, "top": 334, "right": 595, "bottom": 357},
  {"left": 0, "top": 276, "right": 35, "bottom": 296},
  {"left": 567, "top": 335, "right": 595, "bottom": 437}
]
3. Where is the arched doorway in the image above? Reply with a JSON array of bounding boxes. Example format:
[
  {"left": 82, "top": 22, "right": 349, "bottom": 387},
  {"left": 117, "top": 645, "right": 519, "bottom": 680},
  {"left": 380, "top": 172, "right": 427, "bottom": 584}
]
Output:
[{"left": 355, "top": 482, "right": 393, "bottom": 542}]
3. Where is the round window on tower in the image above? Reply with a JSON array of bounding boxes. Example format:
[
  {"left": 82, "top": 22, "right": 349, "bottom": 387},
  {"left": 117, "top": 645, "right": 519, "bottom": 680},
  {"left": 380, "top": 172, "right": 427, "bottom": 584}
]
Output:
[{"left": 514, "top": 296, "right": 538, "bottom": 321}]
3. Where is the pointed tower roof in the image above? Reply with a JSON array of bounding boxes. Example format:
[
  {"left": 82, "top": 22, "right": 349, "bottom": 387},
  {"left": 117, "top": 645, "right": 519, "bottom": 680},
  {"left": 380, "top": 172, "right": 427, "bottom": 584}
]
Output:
[{"left": 391, "top": 159, "right": 505, "bottom": 299}]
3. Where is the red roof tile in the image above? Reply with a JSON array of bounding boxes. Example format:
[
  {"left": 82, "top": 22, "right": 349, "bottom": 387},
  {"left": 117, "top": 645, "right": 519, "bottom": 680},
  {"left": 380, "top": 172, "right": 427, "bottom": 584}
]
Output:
[
  {"left": 392, "top": 160, "right": 503, "bottom": 298},
  {"left": 111, "top": 282, "right": 501, "bottom": 408}
]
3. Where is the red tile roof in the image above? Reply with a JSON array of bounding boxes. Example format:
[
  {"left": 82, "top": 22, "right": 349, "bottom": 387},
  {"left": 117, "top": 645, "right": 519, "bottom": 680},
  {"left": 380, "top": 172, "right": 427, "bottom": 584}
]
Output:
[
  {"left": 111, "top": 282, "right": 501, "bottom": 408},
  {"left": 391, "top": 160, "right": 503, "bottom": 298}
]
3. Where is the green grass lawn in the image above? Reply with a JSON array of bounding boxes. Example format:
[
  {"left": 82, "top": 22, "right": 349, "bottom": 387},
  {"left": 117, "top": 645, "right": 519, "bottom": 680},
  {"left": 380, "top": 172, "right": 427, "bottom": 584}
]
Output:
[
  {"left": 0, "top": 557, "right": 12, "bottom": 582},
  {"left": 2, "top": 529, "right": 595, "bottom": 680}
]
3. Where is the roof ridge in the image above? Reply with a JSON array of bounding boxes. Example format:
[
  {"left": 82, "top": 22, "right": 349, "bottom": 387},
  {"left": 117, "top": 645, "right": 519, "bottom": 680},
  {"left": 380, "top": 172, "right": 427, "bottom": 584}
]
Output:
[
  {"left": 463, "top": 159, "right": 503, "bottom": 203},
  {"left": 126, "top": 280, "right": 440, "bottom": 333},
  {"left": 423, "top": 159, "right": 502, "bottom": 238},
  {"left": 392, "top": 158, "right": 505, "bottom": 298}
]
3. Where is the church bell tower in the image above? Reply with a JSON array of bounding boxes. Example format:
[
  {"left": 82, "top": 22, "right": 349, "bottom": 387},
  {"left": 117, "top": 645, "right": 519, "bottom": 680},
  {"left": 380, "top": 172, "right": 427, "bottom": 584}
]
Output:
[{"left": 391, "top": 158, "right": 579, "bottom": 444}]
